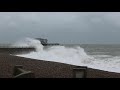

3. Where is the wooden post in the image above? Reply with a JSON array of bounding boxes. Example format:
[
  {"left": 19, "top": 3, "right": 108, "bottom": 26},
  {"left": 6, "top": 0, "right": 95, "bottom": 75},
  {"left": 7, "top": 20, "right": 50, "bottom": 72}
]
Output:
[{"left": 73, "top": 66, "right": 87, "bottom": 78}]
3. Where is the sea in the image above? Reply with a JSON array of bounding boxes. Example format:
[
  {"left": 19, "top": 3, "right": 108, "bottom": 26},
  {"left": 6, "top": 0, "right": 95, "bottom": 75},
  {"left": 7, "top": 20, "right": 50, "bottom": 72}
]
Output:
[{"left": 10, "top": 37, "right": 120, "bottom": 73}]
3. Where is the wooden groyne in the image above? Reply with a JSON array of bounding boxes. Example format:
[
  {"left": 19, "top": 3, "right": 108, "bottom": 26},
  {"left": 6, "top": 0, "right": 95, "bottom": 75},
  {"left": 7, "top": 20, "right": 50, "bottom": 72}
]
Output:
[
  {"left": 35, "top": 38, "right": 60, "bottom": 46},
  {"left": 0, "top": 47, "right": 36, "bottom": 54}
]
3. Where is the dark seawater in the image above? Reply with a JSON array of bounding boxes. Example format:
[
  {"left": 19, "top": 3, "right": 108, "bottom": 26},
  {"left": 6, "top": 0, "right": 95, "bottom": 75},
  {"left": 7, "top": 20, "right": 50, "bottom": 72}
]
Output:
[{"left": 81, "top": 44, "right": 120, "bottom": 56}]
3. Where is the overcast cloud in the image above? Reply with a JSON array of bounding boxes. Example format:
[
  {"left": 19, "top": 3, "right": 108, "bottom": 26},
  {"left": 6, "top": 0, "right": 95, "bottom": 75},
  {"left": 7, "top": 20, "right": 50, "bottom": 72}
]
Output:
[{"left": 0, "top": 12, "right": 120, "bottom": 44}]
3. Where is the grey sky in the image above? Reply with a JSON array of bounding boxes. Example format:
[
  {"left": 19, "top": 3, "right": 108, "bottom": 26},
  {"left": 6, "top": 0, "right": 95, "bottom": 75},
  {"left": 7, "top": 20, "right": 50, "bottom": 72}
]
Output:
[{"left": 0, "top": 12, "right": 120, "bottom": 44}]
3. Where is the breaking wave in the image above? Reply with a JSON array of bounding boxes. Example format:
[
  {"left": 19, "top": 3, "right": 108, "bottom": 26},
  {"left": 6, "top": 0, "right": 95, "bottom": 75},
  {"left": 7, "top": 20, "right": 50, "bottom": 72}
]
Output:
[{"left": 12, "top": 37, "right": 120, "bottom": 73}]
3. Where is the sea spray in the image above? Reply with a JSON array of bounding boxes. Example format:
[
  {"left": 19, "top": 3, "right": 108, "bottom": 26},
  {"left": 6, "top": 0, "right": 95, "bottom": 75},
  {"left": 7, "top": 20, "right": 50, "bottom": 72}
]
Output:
[
  {"left": 12, "top": 37, "right": 120, "bottom": 73},
  {"left": 11, "top": 37, "right": 43, "bottom": 51}
]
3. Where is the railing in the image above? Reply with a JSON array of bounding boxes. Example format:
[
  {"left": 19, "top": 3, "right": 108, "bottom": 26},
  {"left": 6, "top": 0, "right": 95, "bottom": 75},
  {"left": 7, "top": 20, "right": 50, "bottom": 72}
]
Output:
[{"left": 13, "top": 65, "right": 35, "bottom": 78}]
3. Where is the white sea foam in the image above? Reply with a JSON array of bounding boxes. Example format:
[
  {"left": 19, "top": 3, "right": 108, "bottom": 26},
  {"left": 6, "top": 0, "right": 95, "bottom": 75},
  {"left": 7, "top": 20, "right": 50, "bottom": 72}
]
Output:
[
  {"left": 12, "top": 37, "right": 120, "bottom": 73},
  {"left": 11, "top": 37, "right": 43, "bottom": 51}
]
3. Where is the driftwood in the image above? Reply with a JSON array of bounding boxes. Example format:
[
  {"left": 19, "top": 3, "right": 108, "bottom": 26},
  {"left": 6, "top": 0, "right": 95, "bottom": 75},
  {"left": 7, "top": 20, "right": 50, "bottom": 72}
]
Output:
[{"left": 13, "top": 65, "right": 35, "bottom": 78}]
